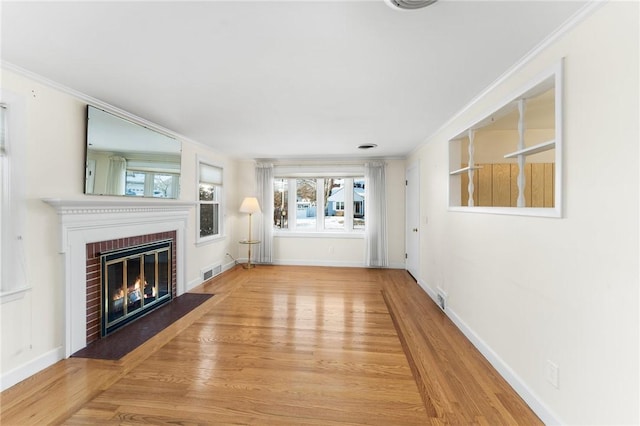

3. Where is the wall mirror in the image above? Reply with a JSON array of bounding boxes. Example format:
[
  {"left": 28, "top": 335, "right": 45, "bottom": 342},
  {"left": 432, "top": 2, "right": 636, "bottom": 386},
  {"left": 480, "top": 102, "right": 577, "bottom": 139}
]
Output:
[
  {"left": 449, "top": 61, "right": 563, "bottom": 217},
  {"left": 85, "top": 106, "right": 181, "bottom": 198}
]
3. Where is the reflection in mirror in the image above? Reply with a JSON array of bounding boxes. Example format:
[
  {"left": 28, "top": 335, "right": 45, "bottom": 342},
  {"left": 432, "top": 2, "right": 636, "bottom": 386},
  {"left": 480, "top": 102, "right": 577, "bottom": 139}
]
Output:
[
  {"left": 448, "top": 61, "right": 562, "bottom": 216},
  {"left": 85, "top": 106, "right": 181, "bottom": 198}
]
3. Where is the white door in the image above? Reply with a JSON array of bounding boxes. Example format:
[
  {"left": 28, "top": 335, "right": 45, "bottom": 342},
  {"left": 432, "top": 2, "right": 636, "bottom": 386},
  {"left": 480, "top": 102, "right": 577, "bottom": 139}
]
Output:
[{"left": 405, "top": 162, "right": 420, "bottom": 279}]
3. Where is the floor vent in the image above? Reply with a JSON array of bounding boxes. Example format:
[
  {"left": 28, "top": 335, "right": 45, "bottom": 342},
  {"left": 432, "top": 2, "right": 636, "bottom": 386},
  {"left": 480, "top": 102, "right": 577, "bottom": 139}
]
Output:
[
  {"left": 436, "top": 288, "right": 447, "bottom": 311},
  {"left": 201, "top": 264, "right": 222, "bottom": 282}
]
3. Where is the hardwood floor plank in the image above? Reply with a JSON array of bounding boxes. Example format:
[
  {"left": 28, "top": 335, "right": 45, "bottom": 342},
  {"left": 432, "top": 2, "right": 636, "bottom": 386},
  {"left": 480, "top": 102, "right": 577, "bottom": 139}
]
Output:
[{"left": 1, "top": 265, "right": 541, "bottom": 425}]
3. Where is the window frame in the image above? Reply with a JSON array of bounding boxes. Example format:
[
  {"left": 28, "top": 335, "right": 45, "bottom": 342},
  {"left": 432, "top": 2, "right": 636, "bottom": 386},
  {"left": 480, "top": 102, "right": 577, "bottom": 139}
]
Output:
[
  {"left": 0, "top": 92, "right": 30, "bottom": 303},
  {"left": 273, "top": 175, "right": 365, "bottom": 237},
  {"left": 125, "top": 169, "right": 179, "bottom": 198},
  {"left": 196, "top": 159, "right": 225, "bottom": 245},
  {"left": 448, "top": 60, "right": 563, "bottom": 218}
]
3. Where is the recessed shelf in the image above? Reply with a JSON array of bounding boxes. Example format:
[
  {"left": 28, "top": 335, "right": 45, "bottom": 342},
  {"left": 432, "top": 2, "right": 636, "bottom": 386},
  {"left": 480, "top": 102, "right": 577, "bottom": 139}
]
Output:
[
  {"left": 449, "top": 166, "right": 483, "bottom": 176},
  {"left": 504, "top": 140, "right": 555, "bottom": 159}
]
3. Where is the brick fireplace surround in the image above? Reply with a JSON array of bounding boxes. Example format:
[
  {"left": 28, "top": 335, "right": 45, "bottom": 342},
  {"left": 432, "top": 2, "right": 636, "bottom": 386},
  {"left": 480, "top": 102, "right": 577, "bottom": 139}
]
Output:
[
  {"left": 85, "top": 231, "right": 177, "bottom": 344},
  {"left": 44, "top": 198, "right": 193, "bottom": 357}
]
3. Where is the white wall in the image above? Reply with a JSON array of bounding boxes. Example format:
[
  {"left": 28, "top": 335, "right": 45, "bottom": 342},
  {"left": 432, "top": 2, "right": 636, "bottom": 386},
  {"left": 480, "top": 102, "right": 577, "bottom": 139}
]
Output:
[
  {"left": 408, "top": 3, "right": 638, "bottom": 424},
  {"left": 234, "top": 159, "right": 406, "bottom": 268},
  {"left": 0, "top": 69, "right": 240, "bottom": 388}
]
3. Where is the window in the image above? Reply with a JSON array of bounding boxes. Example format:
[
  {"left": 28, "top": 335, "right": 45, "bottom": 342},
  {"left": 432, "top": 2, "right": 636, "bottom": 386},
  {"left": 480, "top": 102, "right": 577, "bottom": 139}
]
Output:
[
  {"left": 0, "top": 104, "right": 6, "bottom": 293},
  {"left": 273, "top": 176, "right": 365, "bottom": 233},
  {"left": 198, "top": 162, "right": 223, "bottom": 242},
  {"left": 124, "top": 171, "right": 179, "bottom": 198},
  {"left": 124, "top": 158, "right": 180, "bottom": 198},
  {"left": 449, "top": 61, "right": 563, "bottom": 217},
  {"left": 0, "top": 94, "right": 29, "bottom": 300}
]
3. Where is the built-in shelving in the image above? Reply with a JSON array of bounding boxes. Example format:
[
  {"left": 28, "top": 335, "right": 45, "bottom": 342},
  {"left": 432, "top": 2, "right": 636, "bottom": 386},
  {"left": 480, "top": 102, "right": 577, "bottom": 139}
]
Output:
[
  {"left": 503, "top": 140, "right": 555, "bottom": 159},
  {"left": 449, "top": 165, "right": 483, "bottom": 176}
]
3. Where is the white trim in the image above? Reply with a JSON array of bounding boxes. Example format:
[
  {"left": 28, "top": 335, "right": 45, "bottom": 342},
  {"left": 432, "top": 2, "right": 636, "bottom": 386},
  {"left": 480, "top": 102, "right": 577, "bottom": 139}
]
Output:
[
  {"left": 271, "top": 259, "right": 366, "bottom": 268},
  {"left": 416, "top": 277, "right": 564, "bottom": 426},
  {"left": 1, "top": 62, "right": 211, "bottom": 149},
  {"left": 447, "top": 60, "right": 564, "bottom": 218},
  {"left": 448, "top": 206, "right": 561, "bottom": 218},
  {"left": 187, "top": 277, "right": 202, "bottom": 292},
  {"left": 42, "top": 198, "right": 194, "bottom": 357},
  {"left": 274, "top": 164, "right": 365, "bottom": 178},
  {"left": 0, "top": 286, "right": 31, "bottom": 304},
  {"left": 274, "top": 231, "right": 364, "bottom": 239},
  {"left": 269, "top": 259, "right": 404, "bottom": 269},
  {"left": 0, "top": 346, "right": 65, "bottom": 392},
  {"left": 410, "top": 0, "right": 604, "bottom": 156}
]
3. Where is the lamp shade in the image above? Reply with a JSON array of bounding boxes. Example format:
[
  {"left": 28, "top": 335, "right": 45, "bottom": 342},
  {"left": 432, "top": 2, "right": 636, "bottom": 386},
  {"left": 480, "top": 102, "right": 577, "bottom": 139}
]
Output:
[{"left": 239, "top": 197, "right": 261, "bottom": 214}]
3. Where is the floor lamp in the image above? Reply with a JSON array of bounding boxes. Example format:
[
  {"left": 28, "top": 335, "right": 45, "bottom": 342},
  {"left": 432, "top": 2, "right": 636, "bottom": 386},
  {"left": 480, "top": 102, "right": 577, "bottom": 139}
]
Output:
[{"left": 239, "top": 197, "right": 261, "bottom": 269}]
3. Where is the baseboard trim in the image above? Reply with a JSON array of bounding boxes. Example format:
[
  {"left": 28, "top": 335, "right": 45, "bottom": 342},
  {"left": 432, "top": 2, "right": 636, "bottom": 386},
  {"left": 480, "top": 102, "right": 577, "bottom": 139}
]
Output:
[
  {"left": 415, "top": 277, "right": 563, "bottom": 426},
  {"left": 1, "top": 346, "right": 65, "bottom": 392},
  {"left": 188, "top": 260, "right": 237, "bottom": 291},
  {"left": 262, "top": 259, "right": 405, "bottom": 269},
  {"left": 271, "top": 259, "right": 366, "bottom": 268}
]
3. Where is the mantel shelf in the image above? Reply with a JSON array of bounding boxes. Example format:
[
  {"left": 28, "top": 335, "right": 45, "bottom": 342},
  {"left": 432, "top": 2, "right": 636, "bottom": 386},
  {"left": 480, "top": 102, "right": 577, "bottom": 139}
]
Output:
[
  {"left": 43, "top": 197, "right": 196, "bottom": 215},
  {"left": 503, "top": 140, "right": 556, "bottom": 159},
  {"left": 449, "top": 166, "right": 483, "bottom": 176}
]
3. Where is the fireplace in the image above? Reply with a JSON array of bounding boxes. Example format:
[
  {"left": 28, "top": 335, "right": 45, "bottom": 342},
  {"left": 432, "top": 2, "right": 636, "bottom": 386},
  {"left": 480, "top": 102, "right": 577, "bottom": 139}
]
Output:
[
  {"left": 101, "top": 240, "right": 173, "bottom": 336},
  {"left": 44, "top": 198, "right": 192, "bottom": 356}
]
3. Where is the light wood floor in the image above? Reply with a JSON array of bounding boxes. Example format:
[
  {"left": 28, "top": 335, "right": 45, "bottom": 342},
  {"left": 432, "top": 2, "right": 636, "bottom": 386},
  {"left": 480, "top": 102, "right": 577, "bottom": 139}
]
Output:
[{"left": 0, "top": 266, "right": 541, "bottom": 425}]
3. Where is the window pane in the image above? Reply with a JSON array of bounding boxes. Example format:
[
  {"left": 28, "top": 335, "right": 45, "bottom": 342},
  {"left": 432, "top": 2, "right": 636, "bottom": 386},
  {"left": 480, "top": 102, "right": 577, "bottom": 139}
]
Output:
[
  {"left": 273, "top": 179, "right": 288, "bottom": 229},
  {"left": 325, "top": 178, "right": 345, "bottom": 230},
  {"left": 199, "top": 183, "right": 214, "bottom": 201},
  {"left": 200, "top": 163, "right": 222, "bottom": 185},
  {"left": 125, "top": 172, "right": 145, "bottom": 196},
  {"left": 153, "top": 174, "right": 176, "bottom": 198},
  {"left": 354, "top": 178, "right": 365, "bottom": 230},
  {"left": 200, "top": 204, "right": 214, "bottom": 237},
  {"left": 157, "top": 250, "right": 170, "bottom": 298},
  {"left": 296, "top": 178, "right": 316, "bottom": 229}
]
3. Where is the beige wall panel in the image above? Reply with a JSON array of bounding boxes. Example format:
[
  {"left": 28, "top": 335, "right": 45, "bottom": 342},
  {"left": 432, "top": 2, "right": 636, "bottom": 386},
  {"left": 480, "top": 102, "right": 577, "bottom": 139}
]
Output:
[
  {"left": 492, "top": 164, "right": 512, "bottom": 207},
  {"left": 544, "top": 163, "right": 555, "bottom": 207},
  {"left": 461, "top": 164, "right": 469, "bottom": 206},
  {"left": 530, "top": 163, "right": 545, "bottom": 207},
  {"left": 524, "top": 164, "right": 532, "bottom": 207},
  {"left": 477, "top": 164, "right": 493, "bottom": 206},
  {"left": 510, "top": 164, "right": 519, "bottom": 207}
]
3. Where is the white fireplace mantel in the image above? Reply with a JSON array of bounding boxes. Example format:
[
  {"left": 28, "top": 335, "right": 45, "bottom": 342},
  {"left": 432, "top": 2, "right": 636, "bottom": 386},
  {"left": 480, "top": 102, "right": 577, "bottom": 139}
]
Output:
[{"left": 43, "top": 197, "right": 195, "bottom": 357}]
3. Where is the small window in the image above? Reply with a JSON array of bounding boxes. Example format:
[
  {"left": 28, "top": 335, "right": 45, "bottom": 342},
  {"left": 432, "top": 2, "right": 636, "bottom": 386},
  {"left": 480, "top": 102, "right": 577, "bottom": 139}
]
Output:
[{"left": 198, "top": 162, "right": 223, "bottom": 242}]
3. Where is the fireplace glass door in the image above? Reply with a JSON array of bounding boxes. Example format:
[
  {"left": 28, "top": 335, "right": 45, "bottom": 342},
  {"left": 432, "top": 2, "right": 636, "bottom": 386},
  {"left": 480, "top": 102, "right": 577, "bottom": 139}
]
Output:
[{"left": 102, "top": 240, "right": 172, "bottom": 336}]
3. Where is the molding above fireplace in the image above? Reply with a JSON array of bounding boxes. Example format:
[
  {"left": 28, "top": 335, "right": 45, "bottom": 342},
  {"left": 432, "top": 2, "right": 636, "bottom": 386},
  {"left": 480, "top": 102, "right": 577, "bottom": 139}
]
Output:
[
  {"left": 43, "top": 197, "right": 194, "bottom": 357},
  {"left": 44, "top": 197, "right": 195, "bottom": 213}
]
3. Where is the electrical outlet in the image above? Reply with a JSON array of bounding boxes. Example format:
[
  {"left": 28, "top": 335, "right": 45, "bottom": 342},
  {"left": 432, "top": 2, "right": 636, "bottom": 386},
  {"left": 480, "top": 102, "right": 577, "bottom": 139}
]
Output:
[{"left": 545, "top": 360, "right": 559, "bottom": 388}]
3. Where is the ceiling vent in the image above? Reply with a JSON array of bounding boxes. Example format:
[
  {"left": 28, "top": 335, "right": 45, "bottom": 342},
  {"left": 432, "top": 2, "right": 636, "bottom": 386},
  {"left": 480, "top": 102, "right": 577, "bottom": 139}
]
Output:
[
  {"left": 358, "top": 143, "right": 378, "bottom": 150},
  {"left": 386, "top": 0, "right": 438, "bottom": 10}
]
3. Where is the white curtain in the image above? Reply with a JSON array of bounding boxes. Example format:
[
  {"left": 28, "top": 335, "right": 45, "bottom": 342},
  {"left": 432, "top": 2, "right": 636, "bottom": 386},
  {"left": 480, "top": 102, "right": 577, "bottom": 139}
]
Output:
[
  {"left": 106, "top": 156, "right": 127, "bottom": 195},
  {"left": 365, "top": 161, "right": 388, "bottom": 268},
  {"left": 255, "top": 163, "right": 274, "bottom": 264}
]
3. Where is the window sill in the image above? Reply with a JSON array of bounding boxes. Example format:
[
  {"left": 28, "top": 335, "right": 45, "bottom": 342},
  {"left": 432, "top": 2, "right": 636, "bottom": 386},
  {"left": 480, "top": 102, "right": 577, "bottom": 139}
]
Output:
[
  {"left": 196, "top": 234, "right": 226, "bottom": 247},
  {"left": 448, "top": 206, "right": 562, "bottom": 218},
  {"left": 274, "top": 231, "right": 365, "bottom": 239},
  {"left": 1, "top": 286, "right": 32, "bottom": 304}
]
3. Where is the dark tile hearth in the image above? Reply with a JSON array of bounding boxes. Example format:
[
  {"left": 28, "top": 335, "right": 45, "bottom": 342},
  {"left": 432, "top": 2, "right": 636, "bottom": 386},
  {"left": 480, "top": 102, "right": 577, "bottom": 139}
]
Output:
[{"left": 72, "top": 293, "right": 213, "bottom": 360}]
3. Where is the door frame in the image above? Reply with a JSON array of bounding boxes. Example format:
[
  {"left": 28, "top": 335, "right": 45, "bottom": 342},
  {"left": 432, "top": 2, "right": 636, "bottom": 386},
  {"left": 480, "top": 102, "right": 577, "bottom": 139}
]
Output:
[{"left": 405, "top": 161, "right": 420, "bottom": 279}]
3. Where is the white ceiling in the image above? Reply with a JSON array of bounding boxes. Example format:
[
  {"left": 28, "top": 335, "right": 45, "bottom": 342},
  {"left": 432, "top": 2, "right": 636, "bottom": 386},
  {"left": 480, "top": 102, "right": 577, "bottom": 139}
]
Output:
[{"left": 1, "top": 0, "right": 587, "bottom": 160}]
